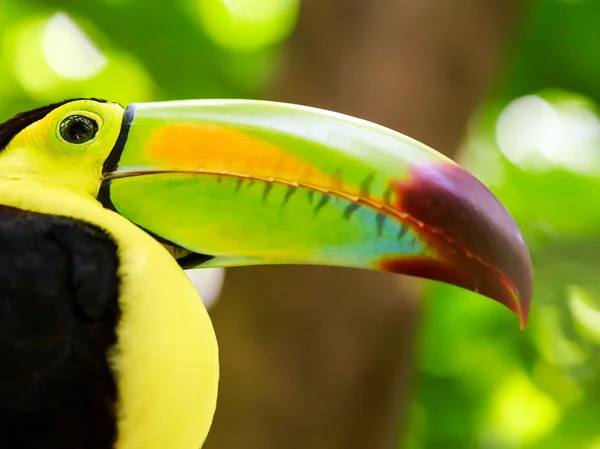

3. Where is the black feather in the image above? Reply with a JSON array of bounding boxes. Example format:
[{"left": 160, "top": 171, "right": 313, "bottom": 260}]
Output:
[{"left": 0, "top": 205, "right": 120, "bottom": 449}]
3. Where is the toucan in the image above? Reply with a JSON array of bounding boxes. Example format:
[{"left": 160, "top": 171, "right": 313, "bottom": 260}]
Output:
[{"left": 0, "top": 98, "right": 532, "bottom": 449}]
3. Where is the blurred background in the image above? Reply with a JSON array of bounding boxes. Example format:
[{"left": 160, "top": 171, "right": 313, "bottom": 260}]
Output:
[{"left": 1, "top": 0, "right": 599, "bottom": 448}]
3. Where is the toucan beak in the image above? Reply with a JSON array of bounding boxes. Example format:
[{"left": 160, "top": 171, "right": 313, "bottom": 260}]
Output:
[{"left": 99, "top": 99, "right": 533, "bottom": 327}]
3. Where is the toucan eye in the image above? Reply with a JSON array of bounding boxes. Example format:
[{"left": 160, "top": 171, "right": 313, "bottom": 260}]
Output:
[{"left": 59, "top": 115, "right": 98, "bottom": 144}]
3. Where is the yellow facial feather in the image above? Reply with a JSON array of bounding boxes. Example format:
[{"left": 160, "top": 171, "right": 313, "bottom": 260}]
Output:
[{"left": 0, "top": 99, "right": 123, "bottom": 197}]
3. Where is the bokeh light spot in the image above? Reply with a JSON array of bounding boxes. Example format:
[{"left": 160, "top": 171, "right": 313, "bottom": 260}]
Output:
[
  {"left": 79, "top": 53, "right": 156, "bottom": 105},
  {"left": 568, "top": 285, "right": 600, "bottom": 344},
  {"left": 534, "top": 305, "right": 587, "bottom": 368},
  {"left": 532, "top": 361, "right": 583, "bottom": 408},
  {"left": 496, "top": 94, "right": 600, "bottom": 175},
  {"left": 42, "top": 12, "right": 108, "bottom": 81},
  {"left": 197, "top": 0, "right": 300, "bottom": 51},
  {"left": 11, "top": 19, "right": 61, "bottom": 96},
  {"left": 482, "top": 370, "right": 561, "bottom": 447}
]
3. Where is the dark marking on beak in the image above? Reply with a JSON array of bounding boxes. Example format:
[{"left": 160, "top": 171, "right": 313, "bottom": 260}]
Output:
[
  {"left": 262, "top": 183, "right": 273, "bottom": 202},
  {"left": 397, "top": 224, "right": 408, "bottom": 241},
  {"left": 284, "top": 185, "right": 297, "bottom": 205},
  {"left": 376, "top": 212, "right": 387, "bottom": 236},
  {"left": 235, "top": 178, "right": 244, "bottom": 192},
  {"left": 360, "top": 172, "right": 376, "bottom": 198},
  {"left": 383, "top": 185, "right": 394, "bottom": 205},
  {"left": 314, "top": 193, "right": 331, "bottom": 215},
  {"left": 343, "top": 202, "right": 361, "bottom": 219}
]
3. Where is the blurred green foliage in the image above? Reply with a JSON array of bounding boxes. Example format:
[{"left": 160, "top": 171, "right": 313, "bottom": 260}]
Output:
[
  {"left": 1, "top": 0, "right": 600, "bottom": 448},
  {"left": 407, "top": 2, "right": 600, "bottom": 448}
]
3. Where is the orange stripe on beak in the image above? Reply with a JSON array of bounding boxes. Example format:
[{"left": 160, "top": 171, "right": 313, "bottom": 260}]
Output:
[{"left": 145, "top": 124, "right": 331, "bottom": 185}]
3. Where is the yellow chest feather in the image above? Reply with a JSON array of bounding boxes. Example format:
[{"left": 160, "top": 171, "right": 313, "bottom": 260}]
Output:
[{"left": 0, "top": 181, "right": 219, "bottom": 449}]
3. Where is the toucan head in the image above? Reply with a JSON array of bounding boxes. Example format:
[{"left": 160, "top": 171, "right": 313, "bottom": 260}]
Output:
[{"left": 0, "top": 98, "right": 533, "bottom": 327}]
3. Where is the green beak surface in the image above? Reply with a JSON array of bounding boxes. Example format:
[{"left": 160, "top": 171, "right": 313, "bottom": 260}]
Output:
[{"left": 100, "top": 99, "right": 533, "bottom": 327}]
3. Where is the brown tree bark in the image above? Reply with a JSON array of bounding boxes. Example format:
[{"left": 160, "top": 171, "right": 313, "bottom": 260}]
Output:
[{"left": 204, "top": 1, "right": 523, "bottom": 448}]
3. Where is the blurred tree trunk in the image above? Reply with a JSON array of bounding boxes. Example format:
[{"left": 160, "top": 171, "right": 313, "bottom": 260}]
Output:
[{"left": 205, "top": 1, "right": 523, "bottom": 448}]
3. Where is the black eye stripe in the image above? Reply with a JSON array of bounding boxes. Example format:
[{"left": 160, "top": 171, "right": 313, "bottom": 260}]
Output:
[{"left": 59, "top": 115, "right": 98, "bottom": 145}]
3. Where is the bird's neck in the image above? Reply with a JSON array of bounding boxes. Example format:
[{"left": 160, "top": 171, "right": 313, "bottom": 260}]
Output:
[{"left": 0, "top": 179, "right": 219, "bottom": 449}]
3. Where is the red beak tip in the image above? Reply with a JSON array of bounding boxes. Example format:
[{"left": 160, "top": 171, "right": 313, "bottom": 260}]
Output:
[
  {"left": 518, "top": 300, "right": 530, "bottom": 330},
  {"left": 500, "top": 280, "right": 530, "bottom": 330}
]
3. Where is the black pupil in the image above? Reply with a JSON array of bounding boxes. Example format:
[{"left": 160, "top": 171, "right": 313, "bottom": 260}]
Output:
[{"left": 59, "top": 115, "right": 98, "bottom": 144}]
